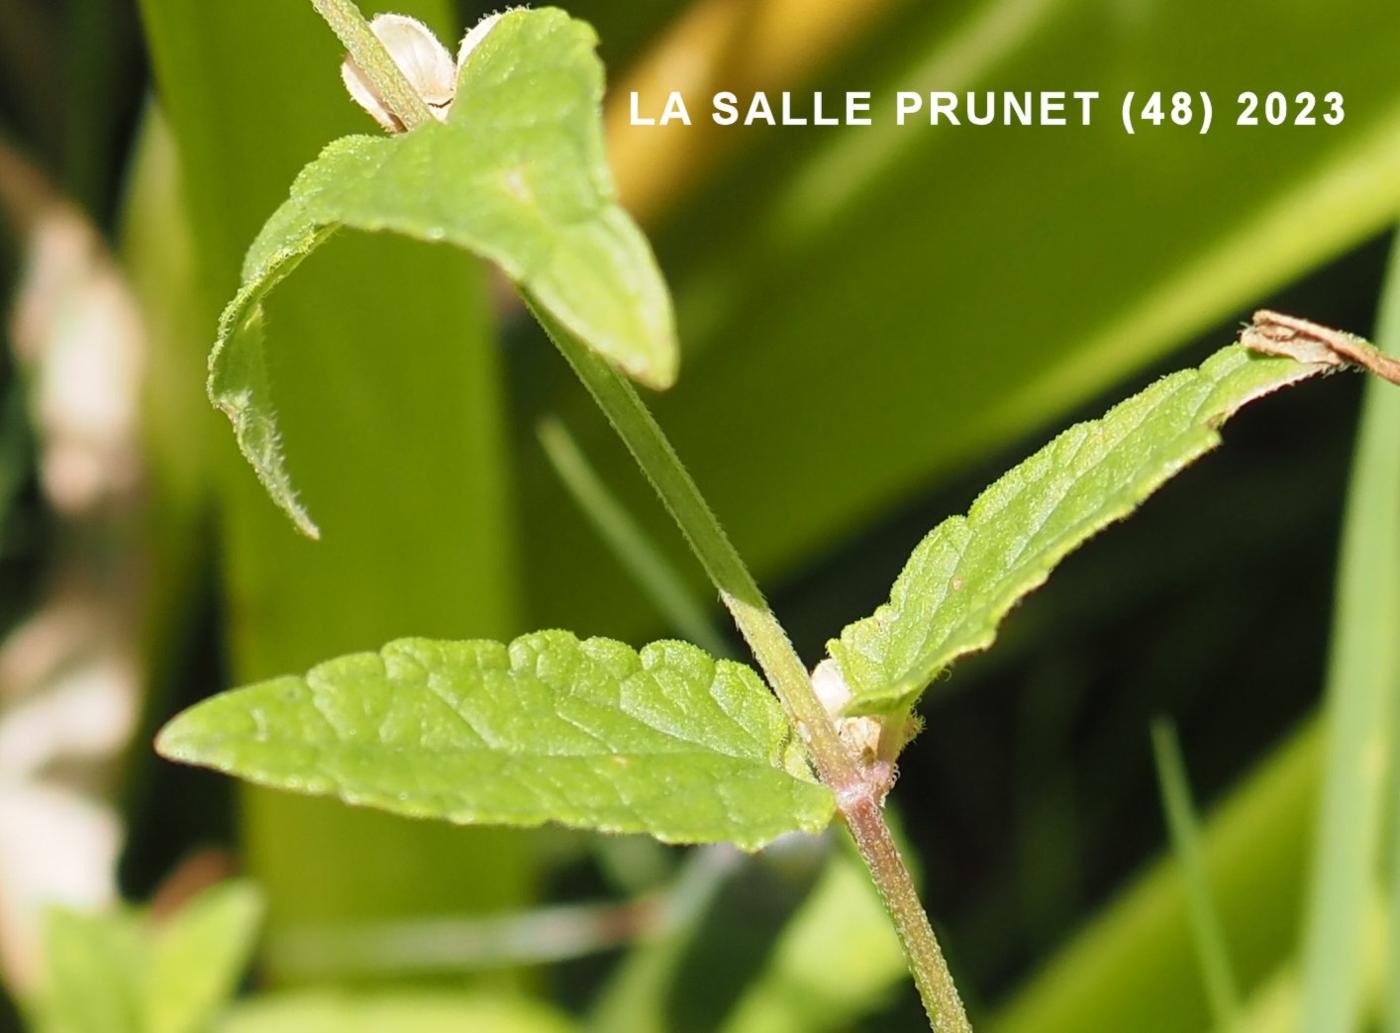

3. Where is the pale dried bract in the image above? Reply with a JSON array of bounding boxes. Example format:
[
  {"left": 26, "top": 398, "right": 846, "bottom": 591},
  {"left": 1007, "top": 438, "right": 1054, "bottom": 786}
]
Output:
[{"left": 1241, "top": 309, "right": 1400, "bottom": 386}]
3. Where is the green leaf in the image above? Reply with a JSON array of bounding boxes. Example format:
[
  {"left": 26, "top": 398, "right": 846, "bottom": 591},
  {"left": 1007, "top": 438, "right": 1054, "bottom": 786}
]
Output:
[
  {"left": 219, "top": 992, "right": 578, "bottom": 1033},
  {"left": 36, "top": 909, "right": 145, "bottom": 1033},
  {"left": 32, "top": 882, "right": 263, "bottom": 1033},
  {"left": 830, "top": 345, "right": 1333, "bottom": 716},
  {"left": 147, "top": 881, "right": 264, "bottom": 1033},
  {"left": 210, "top": 7, "right": 676, "bottom": 536},
  {"left": 158, "top": 631, "right": 833, "bottom": 851}
]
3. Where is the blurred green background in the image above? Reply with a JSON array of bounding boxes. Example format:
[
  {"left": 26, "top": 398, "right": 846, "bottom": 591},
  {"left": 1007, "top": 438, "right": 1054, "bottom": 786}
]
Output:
[{"left": 1, "top": 0, "right": 1398, "bottom": 1030}]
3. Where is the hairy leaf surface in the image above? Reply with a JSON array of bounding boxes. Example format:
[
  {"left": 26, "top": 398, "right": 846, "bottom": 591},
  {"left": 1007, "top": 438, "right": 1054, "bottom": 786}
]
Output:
[
  {"left": 211, "top": 8, "right": 676, "bottom": 535},
  {"left": 158, "top": 632, "right": 832, "bottom": 850},
  {"left": 831, "top": 346, "right": 1334, "bottom": 716}
]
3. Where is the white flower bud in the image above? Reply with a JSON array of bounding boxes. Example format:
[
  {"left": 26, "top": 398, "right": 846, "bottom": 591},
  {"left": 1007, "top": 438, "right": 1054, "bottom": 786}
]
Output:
[
  {"left": 341, "top": 13, "right": 457, "bottom": 132},
  {"left": 457, "top": 12, "right": 503, "bottom": 70},
  {"left": 812, "top": 659, "right": 885, "bottom": 763},
  {"left": 811, "top": 658, "right": 853, "bottom": 717}
]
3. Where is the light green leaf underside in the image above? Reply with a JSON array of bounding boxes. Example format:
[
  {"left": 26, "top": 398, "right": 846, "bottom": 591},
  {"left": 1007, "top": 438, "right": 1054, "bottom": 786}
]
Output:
[
  {"left": 219, "top": 993, "right": 579, "bottom": 1033},
  {"left": 210, "top": 8, "right": 677, "bottom": 536},
  {"left": 158, "top": 631, "right": 832, "bottom": 851},
  {"left": 831, "top": 346, "right": 1333, "bottom": 716}
]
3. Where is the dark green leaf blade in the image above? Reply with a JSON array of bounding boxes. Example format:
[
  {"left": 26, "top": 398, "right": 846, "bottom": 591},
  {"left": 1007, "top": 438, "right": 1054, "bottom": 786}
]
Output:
[
  {"left": 210, "top": 8, "right": 677, "bottom": 535},
  {"left": 831, "top": 345, "right": 1334, "bottom": 716},
  {"left": 158, "top": 632, "right": 831, "bottom": 851}
]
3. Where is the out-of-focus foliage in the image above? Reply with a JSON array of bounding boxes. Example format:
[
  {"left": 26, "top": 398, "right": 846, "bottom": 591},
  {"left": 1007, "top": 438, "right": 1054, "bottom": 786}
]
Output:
[
  {"left": 217, "top": 993, "right": 579, "bottom": 1033},
  {"left": 1150, "top": 720, "right": 1241, "bottom": 1028},
  {"left": 588, "top": 840, "right": 905, "bottom": 1033},
  {"left": 1, "top": 0, "right": 1398, "bottom": 1030},
  {"left": 30, "top": 882, "right": 262, "bottom": 1033},
  {"left": 1297, "top": 233, "right": 1400, "bottom": 1033},
  {"left": 526, "top": 0, "right": 1400, "bottom": 644}
]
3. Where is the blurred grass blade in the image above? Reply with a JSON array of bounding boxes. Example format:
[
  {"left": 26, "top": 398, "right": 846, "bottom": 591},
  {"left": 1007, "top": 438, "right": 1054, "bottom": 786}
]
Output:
[
  {"left": 1231, "top": 894, "right": 1386, "bottom": 1033},
  {"left": 526, "top": 0, "right": 1400, "bottom": 644},
  {"left": 537, "top": 417, "right": 727, "bottom": 656},
  {"left": 1378, "top": 234, "right": 1400, "bottom": 1033},
  {"left": 136, "top": 0, "right": 536, "bottom": 949},
  {"left": 1298, "top": 233, "right": 1400, "bottom": 1033},
  {"left": 1150, "top": 719, "right": 1241, "bottom": 1028},
  {"left": 992, "top": 720, "right": 1321, "bottom": 1033}
]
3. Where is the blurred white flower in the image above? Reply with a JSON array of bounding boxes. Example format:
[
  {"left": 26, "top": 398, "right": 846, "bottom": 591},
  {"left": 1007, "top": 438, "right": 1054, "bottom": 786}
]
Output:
[
  {"left": 0, "top": 783, "right": 120, "bottom": 991},
  {"left": 4, "top": 146, "right": 145, "bottom": 516}
]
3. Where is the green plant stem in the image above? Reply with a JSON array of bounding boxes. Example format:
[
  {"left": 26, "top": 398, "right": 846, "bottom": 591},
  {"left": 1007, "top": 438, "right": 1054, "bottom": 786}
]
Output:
[
  {"left": 541, "top": 308, "right": 972, "bottom": 1033},
  {"left": 308, "top": 0, "right": 434, "bottom": 130}
]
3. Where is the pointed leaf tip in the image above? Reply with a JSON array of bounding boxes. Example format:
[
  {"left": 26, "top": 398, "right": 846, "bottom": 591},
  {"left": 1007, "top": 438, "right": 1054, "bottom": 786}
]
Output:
[{"left": 830, "top": 343, "right": 1335, "bottom": 717}]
